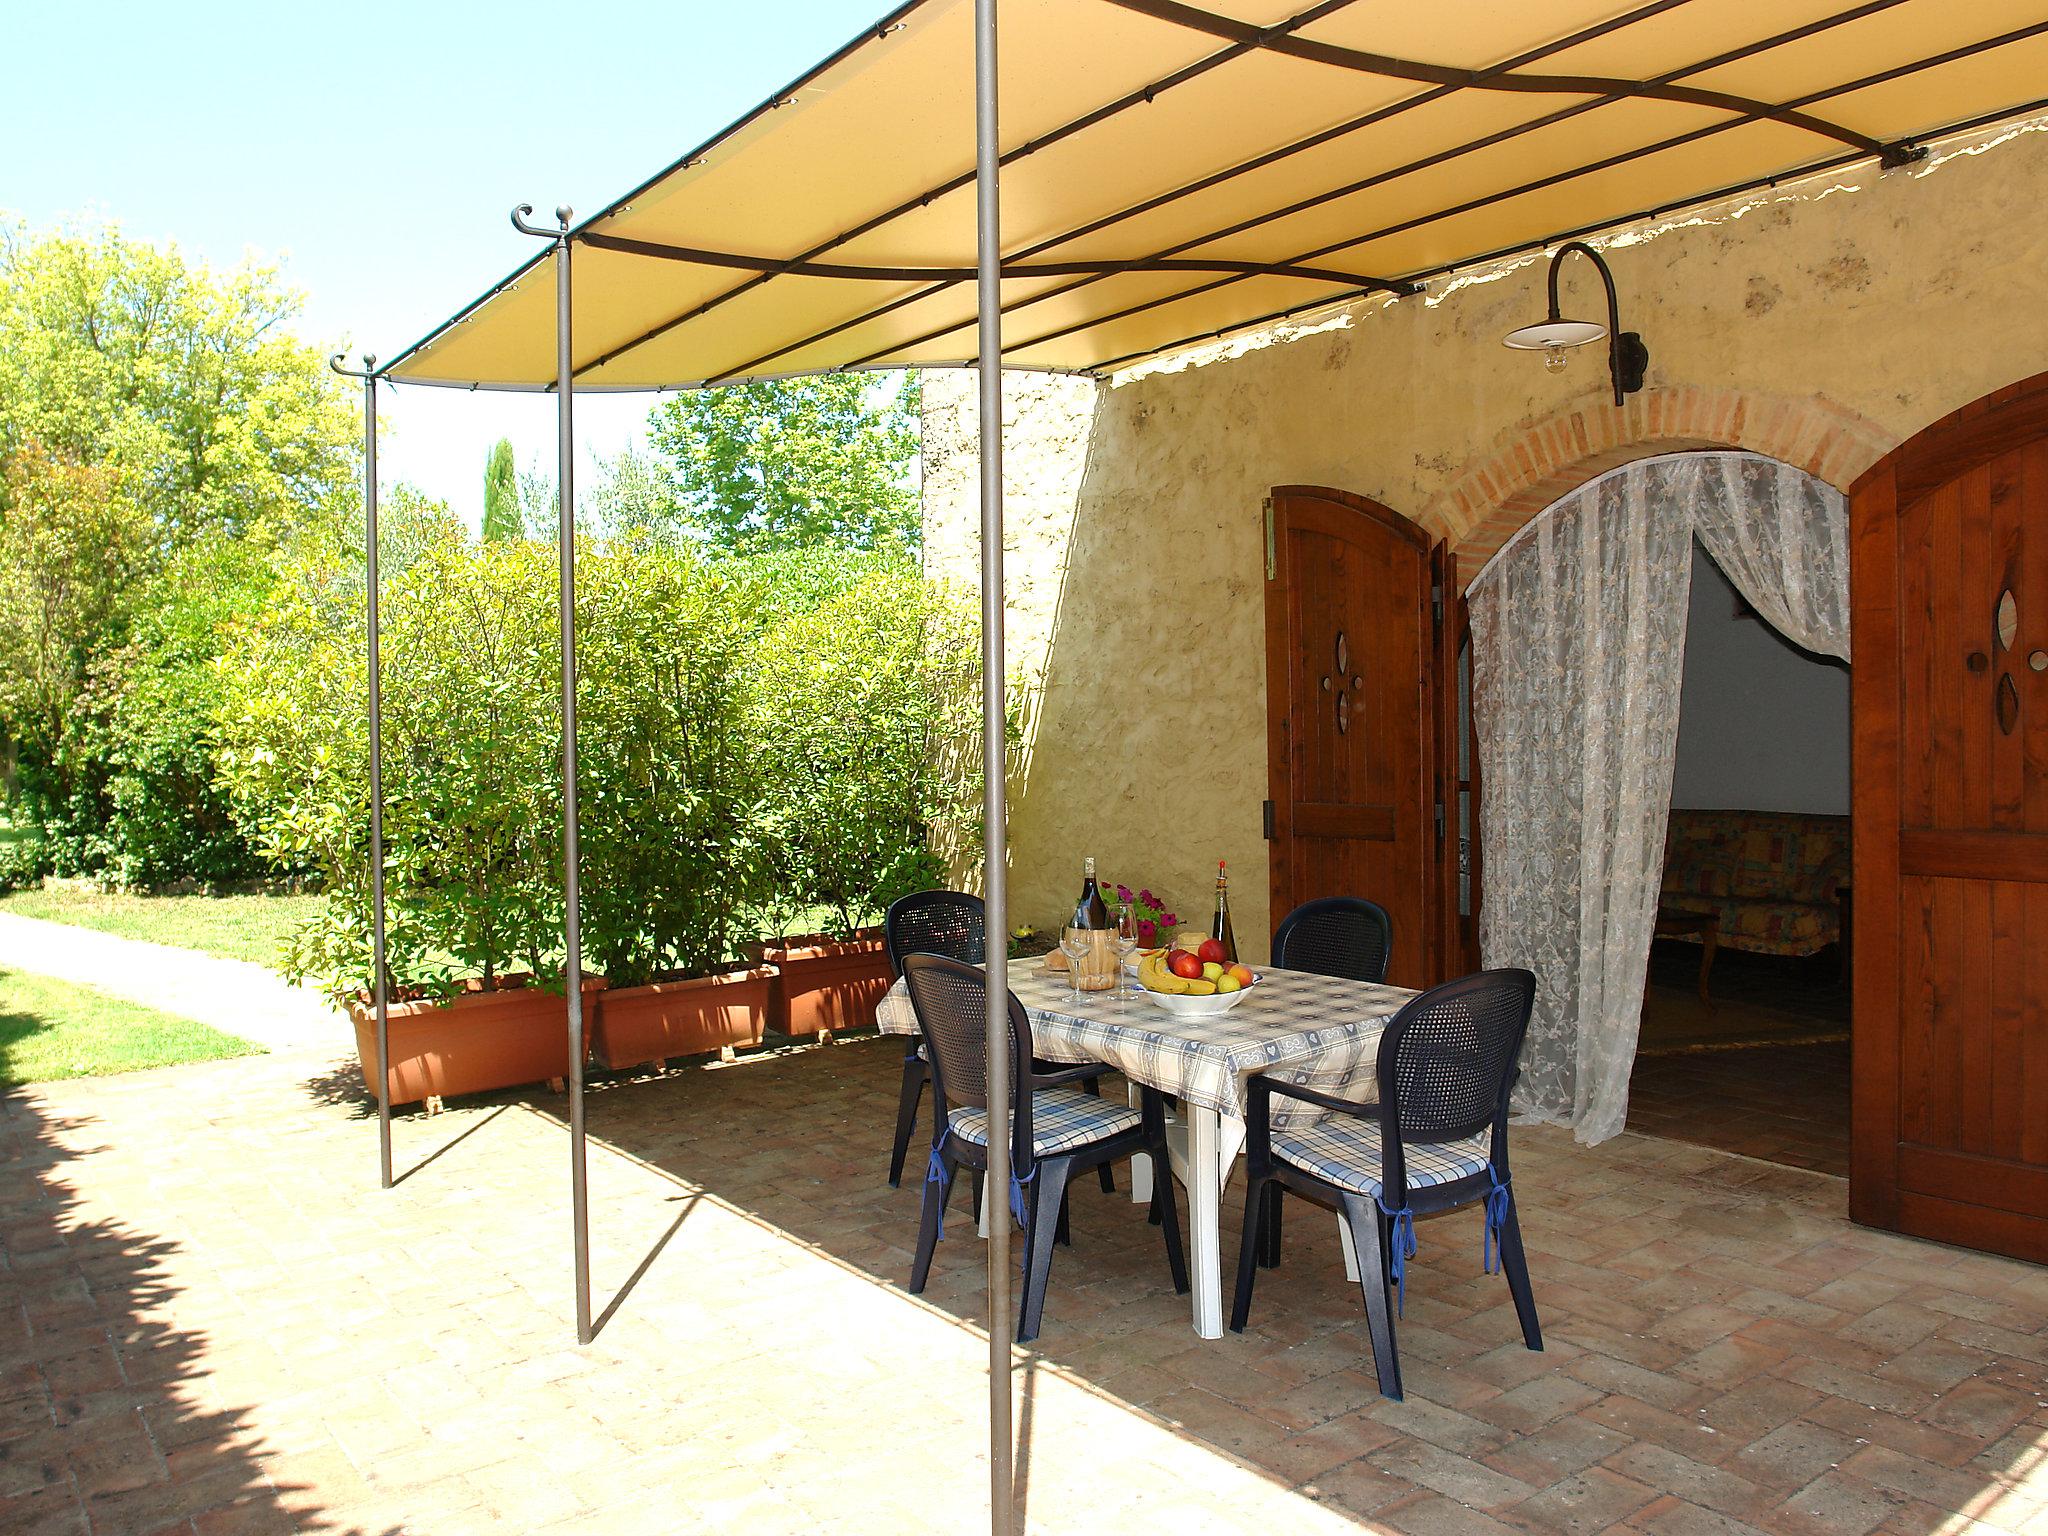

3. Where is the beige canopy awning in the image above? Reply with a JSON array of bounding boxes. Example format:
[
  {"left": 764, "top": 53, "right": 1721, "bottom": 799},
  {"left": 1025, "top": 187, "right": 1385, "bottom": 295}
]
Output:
[{"left": 382, "top": 0, "right": 2048, "bottom": 391}]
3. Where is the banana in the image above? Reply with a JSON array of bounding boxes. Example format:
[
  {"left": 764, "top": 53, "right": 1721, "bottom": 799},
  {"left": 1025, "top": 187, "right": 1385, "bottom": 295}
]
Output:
[
  {"left": 1140, "top": 956, "right": 1193, "bottom": 995},
  {"left": 1183, "top": 978, "right": 1217, "bottom": 996}
]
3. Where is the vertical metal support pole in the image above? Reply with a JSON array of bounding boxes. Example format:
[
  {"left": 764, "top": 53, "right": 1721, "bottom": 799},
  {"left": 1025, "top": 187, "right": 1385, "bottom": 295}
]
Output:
[
  {"left": 365, "top": 366, "right": 392, "bottom": 1192},
  {"left": 332, "top": 350, "right": 391, "bottom": 1191},
  {"left": 973, "top": 3, "right": 1012, "bottom": 1532},
  {"left": 553, "top": 209, "right": 592, "bottom": 1347}
]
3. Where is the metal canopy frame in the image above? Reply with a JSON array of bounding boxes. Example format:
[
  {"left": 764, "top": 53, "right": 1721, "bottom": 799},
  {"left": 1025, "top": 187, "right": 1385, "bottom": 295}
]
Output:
[{"left": 336, "top": 3, "right": 2048, "bottom": 1529}]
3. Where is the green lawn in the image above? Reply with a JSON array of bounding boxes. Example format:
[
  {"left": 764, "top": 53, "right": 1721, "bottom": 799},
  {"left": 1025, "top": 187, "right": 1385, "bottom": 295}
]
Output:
[
  {"left": 0, "top": 888, "right": 323, "bottom": 969},
  {"left": 0, "top": 968, "right": 260, "bottom": 1085}
]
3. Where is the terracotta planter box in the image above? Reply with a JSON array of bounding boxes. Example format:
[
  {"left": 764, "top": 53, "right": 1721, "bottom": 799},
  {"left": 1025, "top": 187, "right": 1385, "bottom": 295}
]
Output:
[
  {"left": 762, "top": 930, "right": 891, "bottom": 1037},
  {"left": 348, "top": 976, "right": 603, "bottom": 1108},
  {"left": 591, "top": 965, "right": 778, "bottom": 1069}
]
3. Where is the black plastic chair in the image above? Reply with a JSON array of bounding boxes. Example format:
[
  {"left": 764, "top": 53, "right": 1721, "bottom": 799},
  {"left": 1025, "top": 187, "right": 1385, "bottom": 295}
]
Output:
[
  {"left": 884, "top": 889, "right": 1115, "bottom": 1197},
  {"left": 884, "top": 891, "right": 986, "bottom": 1187},
  {"left": 1271, "top": 896, "right": 1394, "bottom": 984},
  {"left": 1230, "top": 968, "right": 1541, "bottom": 1400},
  {"left": 903, "top": 954, "right": 1187, "bottom": 1343}
]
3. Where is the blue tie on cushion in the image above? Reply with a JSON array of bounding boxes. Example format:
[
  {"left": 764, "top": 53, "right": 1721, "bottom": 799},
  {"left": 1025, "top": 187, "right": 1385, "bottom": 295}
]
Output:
[
  {"left": 1009, "top": 1165, "right": 1035, "bottom": 1227},
  {"left": 1482, "top": 1165, "right": 1512, "bottom": 1276},
  {"left": 1376, "top": 1199, "right": 1418, "bottom": 1314},
  {"left": 925, "top": 1126, "right": 958, "bottom": 1239}
]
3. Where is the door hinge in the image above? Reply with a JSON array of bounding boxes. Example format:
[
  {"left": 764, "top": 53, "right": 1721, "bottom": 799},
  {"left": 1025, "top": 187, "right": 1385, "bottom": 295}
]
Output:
[
  {"left": 1434, "top": 797, "right": 1446, "bottom": 843},
  {"left": 1263, "top": 497, "right": 1277, "bottom": 581},
  {"left": 1262, "top": 799, "right": 1275, "bottom": 840},
  {"left": 1431, "top": 582, "right": 1444, "bottom": 638}
]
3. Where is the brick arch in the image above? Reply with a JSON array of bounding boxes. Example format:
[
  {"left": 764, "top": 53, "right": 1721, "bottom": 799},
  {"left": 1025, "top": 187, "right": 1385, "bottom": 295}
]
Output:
[{"left": 1426, "top": 386, "right": 1896, "bottom": 580}]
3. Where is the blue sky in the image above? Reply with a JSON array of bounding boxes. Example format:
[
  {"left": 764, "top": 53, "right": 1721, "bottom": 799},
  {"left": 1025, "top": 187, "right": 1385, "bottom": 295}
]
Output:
[{"left": 6, "top": 0, "right": 892, "bottom": 525}]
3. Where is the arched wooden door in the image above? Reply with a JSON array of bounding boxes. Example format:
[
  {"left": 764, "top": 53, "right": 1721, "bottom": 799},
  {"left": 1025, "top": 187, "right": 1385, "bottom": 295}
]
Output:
[
  {"left": 1262, "top": 485, "right": 1448, "bottom": 986},
  {"left": 1851, "top": 372, "right": 2048, "bottom": 1263}
]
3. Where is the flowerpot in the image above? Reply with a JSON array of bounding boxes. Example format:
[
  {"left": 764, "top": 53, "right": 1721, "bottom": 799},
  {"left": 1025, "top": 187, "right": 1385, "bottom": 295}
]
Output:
[
  {"left": 348, "top": 975, "right": 604, "bottom": 1108},
  {"left": 591, "top": 965, "right": 778, "bottom": 1069},
  {"left": 762, "top": 930, "right": 891, "bottom": 1037}
]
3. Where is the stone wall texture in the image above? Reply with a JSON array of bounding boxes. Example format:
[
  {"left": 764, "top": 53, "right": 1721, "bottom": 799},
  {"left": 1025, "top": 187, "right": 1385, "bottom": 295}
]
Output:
[{"left": 922, "top": 118, "right": 2048, "bottom": 961}]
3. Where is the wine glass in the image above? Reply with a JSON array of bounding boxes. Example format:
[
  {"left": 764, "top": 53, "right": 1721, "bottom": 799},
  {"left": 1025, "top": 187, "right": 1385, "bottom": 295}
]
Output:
[
  {"left": 1114, "top": 904, "right": 1140, "bottom": 1010},
  {"left": 1059, "top": 926, "right": 1091, "bottom": 1005}
]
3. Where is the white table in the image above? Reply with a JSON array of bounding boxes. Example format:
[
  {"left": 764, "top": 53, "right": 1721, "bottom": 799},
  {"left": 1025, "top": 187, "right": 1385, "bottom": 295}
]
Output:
[{"left": 877, "top": 964, "right": 1412, "bottom": 1338}]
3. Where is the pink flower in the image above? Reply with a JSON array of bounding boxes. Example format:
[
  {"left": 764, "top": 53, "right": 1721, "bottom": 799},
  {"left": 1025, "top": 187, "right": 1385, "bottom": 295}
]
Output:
[
  {"left": 1136, "top": 919, "right": 1157, "bottom": 945},
  {"left": 1163, "top": 913, "right": 1179, "bottom": 927},
  {"left": 1116, "top": 884, "right": 1133, "bottom": 903},
  {"left": 1138, "top": 889, "right": 1155, "bottom": 905}
]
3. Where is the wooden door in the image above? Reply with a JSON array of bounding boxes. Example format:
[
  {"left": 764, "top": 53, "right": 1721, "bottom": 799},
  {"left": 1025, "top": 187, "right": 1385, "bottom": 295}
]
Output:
[
  {"left": 1263, "top": 485, "right": 1441, "bottom": 986},
  {"left": 1851, "top": 371, "right": 2048, "bottom": 1263}
]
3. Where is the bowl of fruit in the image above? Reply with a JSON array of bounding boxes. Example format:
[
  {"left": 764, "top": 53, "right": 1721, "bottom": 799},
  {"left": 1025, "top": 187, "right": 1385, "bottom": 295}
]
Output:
[{"left": 1134, "top": 937, "right": 1259, "bottom": 1016}]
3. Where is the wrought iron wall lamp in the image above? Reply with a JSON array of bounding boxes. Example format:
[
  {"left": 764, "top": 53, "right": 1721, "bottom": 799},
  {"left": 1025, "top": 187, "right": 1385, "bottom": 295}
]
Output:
[{"left": 1502, "top": 241, "right": 1649, "bottom": 406}]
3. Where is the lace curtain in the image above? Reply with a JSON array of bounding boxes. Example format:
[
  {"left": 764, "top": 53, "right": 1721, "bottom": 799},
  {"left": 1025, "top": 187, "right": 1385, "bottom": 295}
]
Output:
[
  {"left": 1691, "top": 454, "right": 1852, "bottom": 661},
  {"left": 1467, "top": 452, "right": 1848, "bottom": 1144}
]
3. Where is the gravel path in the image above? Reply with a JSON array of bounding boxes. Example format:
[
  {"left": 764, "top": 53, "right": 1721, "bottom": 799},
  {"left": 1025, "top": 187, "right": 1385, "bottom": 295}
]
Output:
[{"left": 0, "top": 911, "right": 345, "bottom": 1056}]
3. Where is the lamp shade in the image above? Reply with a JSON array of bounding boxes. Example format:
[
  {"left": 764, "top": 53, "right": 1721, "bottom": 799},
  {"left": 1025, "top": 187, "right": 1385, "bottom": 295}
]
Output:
[{"left": 1502, "top": 317, "right": 1608, "bottom": 351}]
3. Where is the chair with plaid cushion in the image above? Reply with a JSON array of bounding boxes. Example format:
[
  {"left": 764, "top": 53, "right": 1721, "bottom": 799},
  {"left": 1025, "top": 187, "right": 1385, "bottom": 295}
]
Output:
[
  {"left": 903, "top": 954, "right": 1187, "bottom": 1342},
  {"left": 884, "top": 891, "right": 986, "bottom": 1187},
  {"left": 1230, "top": 968, "right": 1542, "bottom": 1400},
  {"left": 885, "top": 890, "right": 1117, "bottom": 1199},
  {"left": 1271, "top": 896, "right": 1394, "bottom": 985}
]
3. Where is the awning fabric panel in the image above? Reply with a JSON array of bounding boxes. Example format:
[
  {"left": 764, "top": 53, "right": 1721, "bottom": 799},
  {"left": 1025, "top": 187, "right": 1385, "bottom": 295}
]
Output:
[{"left": 383, "top": 0, "right": 2048, "bottom": 390}]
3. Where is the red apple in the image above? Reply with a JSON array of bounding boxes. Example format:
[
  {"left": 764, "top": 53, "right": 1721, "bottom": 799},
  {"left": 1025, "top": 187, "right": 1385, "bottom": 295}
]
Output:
[
  {"left": 1198, "top": 938, "right": 1227, "bottom": 965},
  {"left": 1168, "top": 950, "right": 1205, "bottom": 980}
]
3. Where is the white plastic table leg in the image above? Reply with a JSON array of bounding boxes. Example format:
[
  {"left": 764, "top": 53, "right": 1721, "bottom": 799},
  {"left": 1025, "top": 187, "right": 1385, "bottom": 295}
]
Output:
[
  {"left": 1186, "top": 1107, "right": 1226, "bottom": 1338},
  {"left": 1126, "top": 1081, "right": 1154, "bottom": 1205},
  {"left": 977, "top": 1171, "right": 992, "bottom": 1239}
]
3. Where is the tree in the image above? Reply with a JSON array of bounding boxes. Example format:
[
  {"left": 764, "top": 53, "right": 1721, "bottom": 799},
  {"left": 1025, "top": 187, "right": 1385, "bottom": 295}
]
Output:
[
  {"left": 0, "top": 220, "right": 356, "bottom": 546},
  {"left": 583, "top": 445, "right": 675, "bottom": 542},
  {"left": 89, "top": 534, "right": 280, "bottom": 885},
  {"left": 482, "top": 437, "right": 522, "bottom": 542},
  {"left": 0, "top": 444, "right": 153, "bottom": 795},
  {"left": 644, "top": 372, "right": 920, "bottom": 552}
]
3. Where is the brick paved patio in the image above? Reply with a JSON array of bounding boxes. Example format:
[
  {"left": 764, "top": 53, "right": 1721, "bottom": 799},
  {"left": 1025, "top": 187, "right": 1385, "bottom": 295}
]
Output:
[{"left": 2, "top": 1033, "right": 2043, "bottom": 1535}]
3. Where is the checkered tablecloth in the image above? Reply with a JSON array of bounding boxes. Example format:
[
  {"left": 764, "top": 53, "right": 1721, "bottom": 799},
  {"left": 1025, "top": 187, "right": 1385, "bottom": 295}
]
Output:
[{"left": 876, "top": 964, "right": 1414, "bottom": 1128}]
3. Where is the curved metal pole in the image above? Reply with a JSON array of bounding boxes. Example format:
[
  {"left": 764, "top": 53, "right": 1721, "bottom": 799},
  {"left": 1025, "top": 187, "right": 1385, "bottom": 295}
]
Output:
[
  {"left": 329, "top": 351, "right": 391, "bottom": 1191},
  {"left": 513, "top": 202, "right": 592, "bottom": 1345},
  {"left": 973, "top": 2, "right": 1013, "bottom": 1531},
  {"left": 1544, "top": 241, "right": 1626, "bottom": 406}
]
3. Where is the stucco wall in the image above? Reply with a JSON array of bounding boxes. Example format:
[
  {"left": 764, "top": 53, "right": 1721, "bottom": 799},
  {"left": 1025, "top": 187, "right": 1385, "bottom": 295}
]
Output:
[{"left": 923, "top": 117, "right": 2048, "bottom": 961}]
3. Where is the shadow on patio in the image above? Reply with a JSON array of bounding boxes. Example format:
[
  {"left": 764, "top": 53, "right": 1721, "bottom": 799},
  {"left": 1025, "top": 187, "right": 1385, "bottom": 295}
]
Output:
[
  {"left": 0, "top": 1085, "right": 403, "bottom": 1536},
  {"left": 536, "top": 1033, "right": 2048, "bottom": 1534}
]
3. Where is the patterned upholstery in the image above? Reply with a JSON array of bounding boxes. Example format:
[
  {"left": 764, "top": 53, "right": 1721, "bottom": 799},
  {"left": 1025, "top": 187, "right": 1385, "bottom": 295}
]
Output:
[
  {"left": 1271, "top": 1116, "right": 1490, "bottom": 1198},
  {"left": 949, "top": 1089, "right": 1139, "bottom": 1156},
  {"left": 1661, "top": 808, "right": 1848, "bottom": 957}
]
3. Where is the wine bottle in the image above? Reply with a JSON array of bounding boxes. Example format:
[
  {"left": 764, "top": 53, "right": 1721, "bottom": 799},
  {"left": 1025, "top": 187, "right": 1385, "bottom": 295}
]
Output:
[
  {"left": 1073, "top": 857, "right": 1111, "bottom": 929},
  {"left": 1210, "top": 859, "right": 1237, "bottom": 963}
]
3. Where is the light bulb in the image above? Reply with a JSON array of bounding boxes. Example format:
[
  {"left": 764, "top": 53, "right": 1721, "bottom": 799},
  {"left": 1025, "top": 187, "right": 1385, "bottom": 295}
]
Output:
[{"left": 1543, "top": 345, "right": 1568, "bottom": 374}]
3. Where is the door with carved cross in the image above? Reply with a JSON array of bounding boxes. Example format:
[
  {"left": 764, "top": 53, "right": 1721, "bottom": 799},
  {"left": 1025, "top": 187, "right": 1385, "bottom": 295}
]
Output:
[
  {"left": 1851, "top": 373, "right": 2048, "bottom": 1263},
  {"left": 1262, "top": 485, "right": 1442, "bottom": 986}
]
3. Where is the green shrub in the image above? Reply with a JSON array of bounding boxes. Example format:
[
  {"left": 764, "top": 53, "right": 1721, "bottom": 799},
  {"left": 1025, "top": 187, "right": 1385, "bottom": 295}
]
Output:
[
  {"left": 218, "top": 531, "right": 568, "bottom": 998},
  {"left": 576, "top": 544, "right": 770, "bottom": 985},
  {"left": 218, "top": 528, "right": 988, "bottom": 997},
  {"left": 0, "top": 819, "right": 52, "bottom": 891},
  {"left": 751, "top": 563, "right": 983, "bottom": 936}
]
